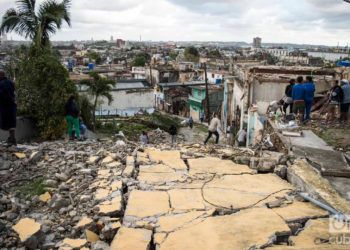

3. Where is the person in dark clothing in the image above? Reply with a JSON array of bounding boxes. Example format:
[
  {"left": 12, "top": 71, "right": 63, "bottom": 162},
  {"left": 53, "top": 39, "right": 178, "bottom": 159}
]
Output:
[
  {"left": 327, "top": 80, "right": 344, "bottom": 121},
  {"left": 169, "top": 125, "right": 177, "bottom": 145},
  {"left": 304, "top": 76, "right": 315, "bottom": 122},
  {"left": 65, "top": 95, "right": 80, "bottom": 140},
  {"left": 292, "top": 76, "right": 306, "bottom": 123},
  {"left": 340, "top": 79, "right": 350, "bottom": 122},
  {"left": 0, "top": 70, "right": 17, "bottom": 145},
  {"left": 283, "top": 79, "right": 295, "bottom": 114},
  {"left": 188, "top": 116, "right": 194, "bottom": 129}
]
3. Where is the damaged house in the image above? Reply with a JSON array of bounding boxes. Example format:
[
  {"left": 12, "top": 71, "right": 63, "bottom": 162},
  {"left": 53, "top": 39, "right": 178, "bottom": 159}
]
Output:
[{"left": 224, "top": 64, "right": 336, "bottom": 146}]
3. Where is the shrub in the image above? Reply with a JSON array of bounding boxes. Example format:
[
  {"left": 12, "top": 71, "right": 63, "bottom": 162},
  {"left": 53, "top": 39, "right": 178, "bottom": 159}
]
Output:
[{"left": 17, "top": 48, "right": 77, "bottom": 140}]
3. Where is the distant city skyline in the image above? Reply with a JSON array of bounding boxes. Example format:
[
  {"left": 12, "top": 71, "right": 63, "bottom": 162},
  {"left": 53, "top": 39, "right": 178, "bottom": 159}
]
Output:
[{"left": 1, "top": 0, "right": 350, "bottom": 46}]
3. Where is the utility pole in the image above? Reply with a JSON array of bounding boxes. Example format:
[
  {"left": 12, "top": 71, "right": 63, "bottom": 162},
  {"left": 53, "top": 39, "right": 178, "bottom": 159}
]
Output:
[{"left": 204, "top": 62, "right": 210, "bottom": 122}]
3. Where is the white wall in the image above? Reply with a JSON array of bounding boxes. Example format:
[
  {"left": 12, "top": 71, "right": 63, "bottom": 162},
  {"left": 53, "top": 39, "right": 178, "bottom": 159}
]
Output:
[{"left": 99, "top": 90, "right": 154, "bottom": 111}]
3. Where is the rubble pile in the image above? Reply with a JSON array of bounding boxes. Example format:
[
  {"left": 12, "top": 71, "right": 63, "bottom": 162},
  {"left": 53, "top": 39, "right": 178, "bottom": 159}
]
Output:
[{"left": 0, "top": 140, "right": 342, "bottom": 249}]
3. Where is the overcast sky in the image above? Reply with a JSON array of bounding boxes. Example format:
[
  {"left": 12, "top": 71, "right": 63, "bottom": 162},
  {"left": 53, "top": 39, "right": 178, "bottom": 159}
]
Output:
[{"left": 1, "top": 0, "right": 350, "bottom": 46}]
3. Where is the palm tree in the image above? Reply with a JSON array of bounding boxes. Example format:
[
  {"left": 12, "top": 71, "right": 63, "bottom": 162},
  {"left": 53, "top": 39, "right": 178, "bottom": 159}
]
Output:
[
  {"left": 0, "top": 0, "right": 71, "bottom": 48},
  {"left": 81, "top": 72, "right": 115, "bottom": 129}
]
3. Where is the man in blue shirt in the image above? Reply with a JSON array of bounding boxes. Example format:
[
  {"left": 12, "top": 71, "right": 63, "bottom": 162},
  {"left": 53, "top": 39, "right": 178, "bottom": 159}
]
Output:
[
  {"left": 304, "top": 76, "right": 316, "bottom": 122},
  {"left": 292, "top": 76, "right": 306, "bottom": 123}
]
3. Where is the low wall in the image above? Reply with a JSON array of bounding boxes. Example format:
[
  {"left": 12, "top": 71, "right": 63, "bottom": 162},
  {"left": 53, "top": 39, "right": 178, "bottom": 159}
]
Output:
[{"left": 0, "top": 117, "right": 38, "bottom": 142}]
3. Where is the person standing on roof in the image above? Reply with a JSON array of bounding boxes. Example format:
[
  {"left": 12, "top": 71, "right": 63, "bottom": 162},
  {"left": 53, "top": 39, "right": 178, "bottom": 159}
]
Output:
[
  {"left": 304, "top": 76, "right": 315, "bottom": 122},
  {"left": 292, "top": 76, "right": 306, "bottom": 123}
]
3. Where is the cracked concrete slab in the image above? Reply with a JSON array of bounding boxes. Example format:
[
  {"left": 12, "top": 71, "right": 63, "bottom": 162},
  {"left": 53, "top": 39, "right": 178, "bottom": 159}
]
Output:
[
  {"left": 159, "top": 207, "right": 291, "bottom": 250},
  {"left": 287, "top": 219, "right": 334, "bottom": 247},
  {"left": 146, "top": 149, "right": 187, "bottom": 171},
  {"left": 110, "top": 227, "right": 152, "bottom": 250},
  {"left": 124, "top": 190, "right": 170, "bottom": 220},
  {"left": 156, "top": 211, "right": 214, "bottom": 233},
  {"left": 188, "top": 157, "right": 255, "bottom": 176},
  {"left": 168, "top": 189, "right": 211, "bottom": 211},
  {"left": 272, "top": 201, "right": 328, "bottom": 223},
  {"left": 203, "top": 174, "right": 293, "bottom": 209},
  {"left": 288, "top": 160, "right": 350, "bottom": 214}
]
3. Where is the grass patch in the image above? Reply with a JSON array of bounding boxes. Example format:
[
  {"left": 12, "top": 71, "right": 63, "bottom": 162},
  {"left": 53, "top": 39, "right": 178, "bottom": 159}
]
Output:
[
  {"left": 195, "top": 123, "right": 208, "bottom": 133},
  {"left": 17, "top": 178, "right": 47, "bottom": 199},
  {"left": 96, "top": 112, "right": 181, "bottom": 140}
]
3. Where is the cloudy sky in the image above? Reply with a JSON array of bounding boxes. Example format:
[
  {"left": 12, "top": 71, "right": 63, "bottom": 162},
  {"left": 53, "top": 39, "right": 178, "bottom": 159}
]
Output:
[{"left": 1, "top": 0, "right": 350, "bottom": 45}]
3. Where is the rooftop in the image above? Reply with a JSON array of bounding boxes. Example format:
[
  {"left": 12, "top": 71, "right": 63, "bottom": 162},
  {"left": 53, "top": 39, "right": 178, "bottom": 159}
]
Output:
[{"left": 115, "top": 79, "right": 151, "bottom": 90}]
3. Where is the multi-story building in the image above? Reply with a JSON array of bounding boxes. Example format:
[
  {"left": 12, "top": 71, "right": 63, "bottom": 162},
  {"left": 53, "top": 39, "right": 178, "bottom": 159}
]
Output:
[{"left": 253, "top": 37, "right": 262, "bottom": 48}]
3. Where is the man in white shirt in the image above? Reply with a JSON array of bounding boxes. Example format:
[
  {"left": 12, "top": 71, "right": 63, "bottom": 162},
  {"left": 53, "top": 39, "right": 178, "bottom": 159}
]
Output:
[
  {"left": 204, "top": 113, "right": 222, "bottom": 145},
  {"left": 236, "top": 128, "right": 247, "bottom": 147}
]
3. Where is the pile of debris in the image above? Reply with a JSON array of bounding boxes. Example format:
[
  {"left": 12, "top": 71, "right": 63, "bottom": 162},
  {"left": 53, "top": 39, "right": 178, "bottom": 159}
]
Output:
[
  {"left": 0, "top": 140, "right": 135, "bottom": 249},
  {"left": 0, "top": 139, "right": 349, "bottom": 249}
]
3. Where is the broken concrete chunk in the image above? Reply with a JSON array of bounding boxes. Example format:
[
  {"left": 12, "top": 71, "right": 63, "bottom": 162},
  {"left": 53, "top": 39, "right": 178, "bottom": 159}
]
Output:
[
  {"left": 92, "top": 241, "right": 110, "bottom": 250},
  {"left": 123, "top": 156, "right": 135, "bottom": 177},
  {"left": 12, "top": 218, "right": 43, "bottom": 249},
  {"left": 86, "top": 229, "right": 99, "bottom": 243},
  {"left": 101, "top": 156, "right": 114, "bottom": 166},
  {"left": 74, "top": 217, "right": 93, "bottom": 230},
  {"left": 110, "top": 227, "right": 152, "bottom": 250},
  {"left": 97, "top": 195, "right": 123, "bottom": 216},
  {"left": 95, "top": 188, "right": 111, "bottom": 201},
  {"left": 146, "top": 149, "right": 187, "bottom": 170},
  {"left": 88, "top": 156, "right": 99, "bottom": 164},
  {"left": 60, "top": 238, "right": 88, "bottom": 249},
  {"left": 273, "top": 201, "right": 329, "bottom": 223},
  {"left": 39, "top": 192, "right": 51, "bottom": 203},
  {"left": 14, "top": 152, "right": 26, "bottom": 159}
]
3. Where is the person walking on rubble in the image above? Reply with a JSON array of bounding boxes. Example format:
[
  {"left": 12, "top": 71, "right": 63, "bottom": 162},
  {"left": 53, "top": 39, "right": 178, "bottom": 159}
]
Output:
[
  {"left": 140, "top": 131, "right": 149, "bottom": 145},
  {"left": 292, "top": 76, "right": 306, "bottom": 123},
  {"left": 304, "top": 76, "right": 315, "bottom": 122},
  {"left": 169, "top": 124, "right": 177, "bottom": 145},
  {"left": 326, "top": 80, "right": 344, "bottom": 122},
  {"left": 65, "top": 95, "right": 80, "bottom": 140},
  {"left": 340, "top": 79, "right": 350, "bottom": 123},
  {"left": 204, "top": 113, "right": 222, "bottom": 145},
  {"left": 0, "top": 70, "right": 17, "bottom": 146},
  {"left": 283, "top": 79, "right": 295, "bottom": 114},
  {"left": 236, "top": 128, "right": 247, "bottom": 147}
]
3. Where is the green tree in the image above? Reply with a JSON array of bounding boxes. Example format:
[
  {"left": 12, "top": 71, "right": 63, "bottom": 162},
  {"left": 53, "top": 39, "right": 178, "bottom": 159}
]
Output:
[
  {"left": 132, "top": 52, "right": 150, "bottom": 67},
  {"left": 0, "top": 0, "right": 71, "bottom": 48},
  {"left": 184, "top": 46, "right": 199, "bottom": 62},
  {"left": 169, "top": 51, "right": 179, "bottom": 61},
  {"left": 17, "top": 48, "right": 77, "bottom": 139},
  {"left": 86, "top": 51, "right": 102, "bottom": 65},
  {"left": 80, "top": 72, "right": 115, "bottom": 128},
  {"left": 208, "top": 49, "right": 222, "bottom": 58}
]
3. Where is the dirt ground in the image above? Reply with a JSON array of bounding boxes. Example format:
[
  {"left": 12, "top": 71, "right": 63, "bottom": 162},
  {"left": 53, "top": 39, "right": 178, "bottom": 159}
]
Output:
[{"left": 313, "top": 126, "right": 350, "bottom": 151}]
